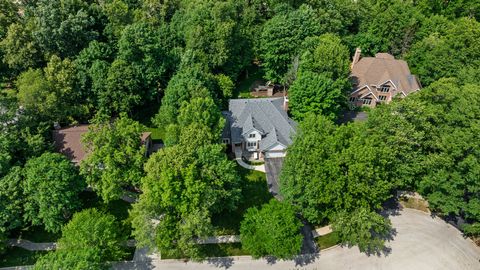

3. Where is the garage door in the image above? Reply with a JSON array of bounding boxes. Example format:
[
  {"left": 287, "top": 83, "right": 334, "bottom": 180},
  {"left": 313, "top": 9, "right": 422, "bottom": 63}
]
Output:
[{"left": 265, "top": 151, "right": 285, "bottom": 158}]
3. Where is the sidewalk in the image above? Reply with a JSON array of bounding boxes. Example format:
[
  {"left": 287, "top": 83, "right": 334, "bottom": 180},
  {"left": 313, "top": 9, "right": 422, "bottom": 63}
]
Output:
[{"left": 234, "top": 146, "right": 265, "bottom": 172}]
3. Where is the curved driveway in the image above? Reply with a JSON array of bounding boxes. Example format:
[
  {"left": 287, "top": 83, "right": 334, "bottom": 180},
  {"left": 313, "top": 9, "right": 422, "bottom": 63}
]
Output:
[{"left": 132, "top": 208, "right": 480, "bottom": 270}]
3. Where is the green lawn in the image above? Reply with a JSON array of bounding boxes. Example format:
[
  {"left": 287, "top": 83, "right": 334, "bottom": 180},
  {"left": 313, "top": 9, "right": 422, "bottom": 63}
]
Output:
[
  {"left": 144, "top": 127, "right": 164, "bottom": 142},
  {"left": 0, "top": 247, "right": 50, "bottom": 267},
  {"left": 211, "top": 165, "right": 273, "bottom": 235},
  {"left": 315, "top": 232, "right": 340, "bottom": 250},
  {"left": 234, "top": 65, "right": 265, "bottom": 99}
]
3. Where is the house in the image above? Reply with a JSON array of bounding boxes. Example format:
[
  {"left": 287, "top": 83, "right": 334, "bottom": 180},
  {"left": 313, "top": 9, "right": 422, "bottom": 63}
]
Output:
[
  {"left": 222, "top": 97, "right": 296, "bottom": 160},
  {"left": 349, "top": 48, "right": 421, "bottom": 108},
  {"left": 52, "top": 125, "right": 152, "bottom": 165}
]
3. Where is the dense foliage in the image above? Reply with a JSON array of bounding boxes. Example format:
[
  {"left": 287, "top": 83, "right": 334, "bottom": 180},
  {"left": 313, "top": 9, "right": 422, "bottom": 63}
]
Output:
[
  {"left": 0, "top": 0, "right": 479, "bottom": 261},
  {"left": 240, "top": 199, "right": 303, "bottom": 259}
]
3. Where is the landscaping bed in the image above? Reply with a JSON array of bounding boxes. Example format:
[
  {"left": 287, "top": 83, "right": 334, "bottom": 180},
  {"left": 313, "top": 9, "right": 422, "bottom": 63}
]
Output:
[{"left": 315, "top": 232, "right": 340, "bottom": 250}]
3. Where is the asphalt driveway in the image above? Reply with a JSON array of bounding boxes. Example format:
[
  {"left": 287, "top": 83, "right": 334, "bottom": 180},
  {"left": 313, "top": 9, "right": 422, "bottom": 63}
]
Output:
[
  {"left": 264, "top": 158, "right": 284, "bottom": 199},
  {"left": 126, "top": 208, "right": 480, "bottom": 270}
]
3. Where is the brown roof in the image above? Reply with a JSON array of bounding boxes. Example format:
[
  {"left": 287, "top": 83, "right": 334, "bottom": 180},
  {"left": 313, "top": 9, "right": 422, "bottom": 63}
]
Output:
[
  {"left": 350, "top": 53, "right": 421, "bottom": 95},
  {"left": 53, "top": 125, "right": 151, "bottom": 164}
]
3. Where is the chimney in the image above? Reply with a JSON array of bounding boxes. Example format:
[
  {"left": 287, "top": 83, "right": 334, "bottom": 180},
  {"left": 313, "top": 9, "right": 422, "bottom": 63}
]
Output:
[
  {"left": 351, "top": 47, "right": 362, "bottom": 70},
  {"left": 283, "top": 96, "right": 289, "bottom": 111}
]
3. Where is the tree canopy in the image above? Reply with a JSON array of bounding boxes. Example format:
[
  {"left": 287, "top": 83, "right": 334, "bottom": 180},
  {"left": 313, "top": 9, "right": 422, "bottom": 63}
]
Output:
[
  {"left": 80, "top": 115, "right": 146, "bottom": 202},
  {"left": 240, "top": 199, "right": 303, "bottom": 259}
]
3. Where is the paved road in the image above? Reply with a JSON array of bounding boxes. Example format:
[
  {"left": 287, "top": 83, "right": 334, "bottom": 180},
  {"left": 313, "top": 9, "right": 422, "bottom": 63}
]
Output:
[{"left": 127, "top": 208, "right": 480, "bottom": 270}]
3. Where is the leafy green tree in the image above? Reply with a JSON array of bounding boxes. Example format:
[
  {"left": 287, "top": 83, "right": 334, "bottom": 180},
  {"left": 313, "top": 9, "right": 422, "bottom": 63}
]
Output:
[
  {"left": 0, "top": 21, "right": 43, "bottom": 73},
  {"left": 16, "top": 55, "right": 81, "bottom": 123},
  {"left": 332, "top": 207, "right": 392, "bottom": 254},
  {"left": 0, "top": 0, "right": 18, "bottom": 38},
  {"left": 102, "top": 0, "right": 134, "bottom": 40},
  {"left": 299, "top": 33, "right": 350, "bottom": 80},
  {"left": 289, "top": 72, "right": 346, "bottom": 121},
  {"left": 172, "top": 0, "right": 247, "bottom": 77},
  {"left": 176, "top": 97, "right": 225, "bottom": 139},
  {"left": 414, "top": 0, "right": 480, "bottom": 20},
  {"left": 33, "top": 249, "right": 106, "bottom": 270},
  {"left": 23, "top": 153, "right": 85, "bottom": 233},
  {"left": 32, "top": 0, "right": 99, "bottom": 57},
  {"left": 260, "top": 4, "right": 322, "bottom": 82},
  {"left": 280, "top": 114, "right": 393, "bottom": 225},
  {"left": 354, "top": 0, "right": 422, "bottom": 56},
  {"left": 0, "top": 167, "right": 24, "bottom": 232},
  {"left": 406, "top": 17, "right": 480, "bottom": 86},
  {"left": 152, "top": 66, "right": 216, "bottom": 129},
  {"left": 131, "top": 142, "right": 241, "bottom": 258},
  {"left": 80, "top": 115, "right": 146, "bottom": 202},
  {"left": 240, "top": 199, "right": 303, "bottom": 259},
  {"left": 58, "top": 208, "right": 127, "bottom": 261}
]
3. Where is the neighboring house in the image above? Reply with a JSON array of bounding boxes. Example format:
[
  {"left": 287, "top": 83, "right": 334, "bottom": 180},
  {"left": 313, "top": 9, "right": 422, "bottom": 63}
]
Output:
[
  {"left": 52, "top": 125, "right": 152, "bottom": 165},
  {"left": 349, "top": 48, "right": 421, "bottom": 108},
  {"left": 222, "top": 97, "right": 296, "bottom": 160}
]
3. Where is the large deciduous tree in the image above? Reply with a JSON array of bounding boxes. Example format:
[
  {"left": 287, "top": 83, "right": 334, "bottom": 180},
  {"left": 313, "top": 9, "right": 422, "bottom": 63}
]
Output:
[
  {"left": 288, "top": 71, "right": 346, "bottom": 121},
  {"left": 406, "top": 17, "right": 480, "bottom": 86},
  {"left": 131, "top": 141, "right": 241, "bottom": 259},
  {"left": 280, "top": 114, "right": 393, "bottom": 225},
  {"left": 23, "top": 153, "right": 85, "bottom": 233},
  {"left": 58, "top": 208, "right": 127, "bottom": 261},
  {"left": 260, "top": 4, "right": 322, "bottom": 82},
  {"left": 240, "top": 199, "right": 303, "bottom": 259},
  {"left": 80, "top": 115, "right": 146, "bottom": 202}
]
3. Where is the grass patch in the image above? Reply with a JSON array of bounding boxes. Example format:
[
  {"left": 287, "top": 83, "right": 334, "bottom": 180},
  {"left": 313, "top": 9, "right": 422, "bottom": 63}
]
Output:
[
  {"left": 234, "top": 65, "right": 264, "bottom": 99},
  {"left": 9, "top": 226, "right": 61, "bottom": 243},
  {"left": 211, "top": 165, "right": 273, "bottom": 235},
  {"left": 144, "top": 127, "right": 164, "bottom": 142},
  {"left": 315, "top": 232, "right": 340, "bottom": 250},
  {"left": 0, "top": 247, "right": 50, "bottom": 267},
  {"left": 399, "top": 197, "right": 430, "bottom": 213}
]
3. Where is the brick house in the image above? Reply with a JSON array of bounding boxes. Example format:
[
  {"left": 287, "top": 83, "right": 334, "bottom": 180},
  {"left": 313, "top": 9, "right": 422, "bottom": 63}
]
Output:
[{"left": 349, "top": 48, "right": 421, "bottom": 108}]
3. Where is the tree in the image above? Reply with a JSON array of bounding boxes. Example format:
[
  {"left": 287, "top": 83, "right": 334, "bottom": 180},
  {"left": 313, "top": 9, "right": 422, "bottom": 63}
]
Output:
[
  {"left": 23, "top": 153, "right": 85, "bottom": 233},
  {"left": 172, "top": 0, "right": 247, "bottom": 77},
  {"left": 0, "top": 21, "right": 43, "bottom": 73},
  {"left": 332, "top": 207, "right": 392, "bottom": 254},
  {"left": 240, "top": 199, "right": 303, "bottom": 259},
  {"left": 131, "top": 142, "right": 241, "bottom": 258},
  {"left": 406, "top": 17, "right": 480, "bottom": 86},
  {"left": 58, "top": 208, "right": 126, "bottom": 261},
  {"left": 353, "top": 0, "right": 422, "bottom": 56},
  {"left": 299, "top": 33, "right": 350, "bottom": 80},
  {"left": 280, "top": 114, "right": 393, "bottom": 225},
  {"left": 0, "top": 0, "right": 19, "bottom": 40},
  {"left": 152, "top": 66, "right": 216, "bottom": 130},
  {"left": 16, "top": 55, "right": 81, "bottom": 123},
  {"left": 0, "top": 167, "right": 24, "bottom": 233},
  {"left": 260, "top": 4, "right": 322, "bottom": 82},
  {"left": 32, "top": 0, "right": 99, "bottom": 58},
  {"left": 33, "top": 249, "right": 106, "bottom": 270},
  {"left": 288, "top": 71, "right": 346, "bottom": 121},
  {"left": 80, "top": 115, "right": 146, "bottom": 202}
]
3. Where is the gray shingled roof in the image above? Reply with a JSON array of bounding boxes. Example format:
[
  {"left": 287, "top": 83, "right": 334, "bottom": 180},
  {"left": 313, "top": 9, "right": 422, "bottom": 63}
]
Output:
[{"left": 225, "top": 98, "right": 297, "bottom": 150}]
